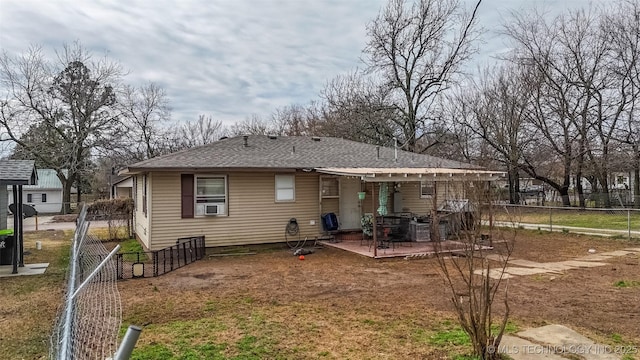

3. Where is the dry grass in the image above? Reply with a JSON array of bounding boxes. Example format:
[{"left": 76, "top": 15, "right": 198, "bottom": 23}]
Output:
[
  {"left": 3, "top": 229, "right": 640, "bottom": 359},
  {"left": 118, "top": 231, "right": 640, "bottom": 360},
  {"left": 0, "top": 230, "right": 71, "bottom": 359}
]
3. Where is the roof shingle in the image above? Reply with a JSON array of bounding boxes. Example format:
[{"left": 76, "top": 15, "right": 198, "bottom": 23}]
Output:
[
  {"left": 125, "top": 136, "right": 480, "bottom": 172},
  {"left": 0, "top": 160, "right": 37, "bottom": 185}
]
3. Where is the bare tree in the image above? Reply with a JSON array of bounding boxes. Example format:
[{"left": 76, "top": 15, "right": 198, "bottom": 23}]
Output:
[
  {"left": 228, "top": 114, "right": 275, "bottom": 136},
  {"left": 502, "top": 7, "right": 603, "bottom": 206},
  {"left": 0, "top": 42, "right": 124, "bottom": 213},
  {"left": 503, "top": 2, "right": 638, "bottom": 207},
  {"left": 317, "top": 72, "right": 399, "bottom": 145},
  {"left": 177, "top": 114, "right": 227, "bottom": 148},
  {"left": 119, "top": 82, "right": 171, "bottom": 160},
  {"left": 452, "top": 66, "right": 537, "bottom": 204},
  {"left": 607, "top": 0, "right": 640, "bottom": 208},
  {"left": 433, "top": 181, "right": 515, "bottom": 359},
  {"left": 364, "top": 0, "right": 482, "bottom": 152}
]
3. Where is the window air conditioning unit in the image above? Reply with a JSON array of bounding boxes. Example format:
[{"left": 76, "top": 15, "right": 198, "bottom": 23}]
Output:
[{"left": 203, "top": 203, "right": 225, "bottom": 216}]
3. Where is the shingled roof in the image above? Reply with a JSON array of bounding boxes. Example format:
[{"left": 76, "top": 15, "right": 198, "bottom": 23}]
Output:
[
  {"left": 0, "top": 160, "right": 37, "bottom": 185},
  {"left": 124, "top": 135, "right": 481, "bottom": 173}
]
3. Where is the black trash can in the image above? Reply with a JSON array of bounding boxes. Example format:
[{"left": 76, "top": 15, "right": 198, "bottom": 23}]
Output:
[{"left": 0, "top": 235, "right": 14, "bottom": 265}]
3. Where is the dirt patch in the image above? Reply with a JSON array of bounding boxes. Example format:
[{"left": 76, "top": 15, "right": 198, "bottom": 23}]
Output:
[
  {"left": 51, "top": 214, "right": 77, "bottom": 223},
  {"left": 117, "top": 230, "right": 640, "bottom": 358}
]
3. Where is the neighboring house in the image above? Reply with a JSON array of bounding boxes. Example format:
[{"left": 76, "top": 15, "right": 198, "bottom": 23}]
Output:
[
  {"left": 121, "top": 135, "right": 501, "bottom": 251},
  {"left": 0, "top": 160, "right": 37, "bottom": 229},
  {"left": 7, "top": 169, "right": 70, "bottom": 214},
  {"left": 111, "top": 176, "right": 133, "bottom": 199}
]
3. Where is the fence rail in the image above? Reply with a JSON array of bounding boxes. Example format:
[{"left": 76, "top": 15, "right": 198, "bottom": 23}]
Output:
[
  {"left": 50, "top": 205, "right": 123, "bottom": 360},
  {"left": 115, "top": 236, "right": 205, "bottom": 280},
  {"left": 492, "top": 204, "right": 640, "bottom": 240}
]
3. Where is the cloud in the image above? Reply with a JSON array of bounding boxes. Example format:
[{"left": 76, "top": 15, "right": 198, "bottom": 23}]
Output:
[{"left": 0, "top": 0, "right": 609, "bottom": 126}]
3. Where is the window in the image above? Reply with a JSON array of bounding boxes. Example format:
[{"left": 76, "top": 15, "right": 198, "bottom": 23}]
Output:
[
  {"left": 142, "top": 175, "right": 148, "bottom": 216},
  {"left": 321, "top": 177, "right": 339, "bottom": 198},
  {"left": 27, "top": 193, "right": 33, "bottom": 203},
  {"left": 41, "top": 193, "right": 47, "bottom": 203},
  {"left": 275, "top": 174, "right": 295, "bottom": 202},
  {"left": 195, "top": 176, "right": 227, "bottom": 216},
  {"left": 133, "top": 177, "right": 137, "bottom": 210},
  {"left": 420, "top": 181, "right": 435, "bottom": 197}
]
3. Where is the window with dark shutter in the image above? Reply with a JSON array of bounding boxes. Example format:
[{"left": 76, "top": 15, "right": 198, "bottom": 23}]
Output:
[
  {"left": 42, "top": 193, "right": 47, "bottom": 203},
  {"left": 181, "top": 174, "right": 194, "bottom": 218},
  {"left": 142, "top": 175, "right": 148, "bottom": 216}
]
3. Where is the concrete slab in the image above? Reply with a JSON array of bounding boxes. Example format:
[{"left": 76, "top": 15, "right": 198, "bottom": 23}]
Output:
[
  {"left": 499, "top": 335, "right": 567, "bottom": 360},
  {"left": 559, "top": 260, "right": 609, "bottom": 268},
  {"left": 509, "top": 259, "right": 545, "bottom": 267},
  {"left": 485, "top": 254, "right": 508, "bottom": 262},
  {"left": 502, "top": 267, "right": 558, "bottom": 276},
  {"left": 0, "top": 262, "right": 49, "bottom": 277},
  {"left": 597, "top": 250, "right": 636, "bottom": 257},
  {"left": 532, "top": 262, "right": 577, "bottom": 272},
  {"left": 517, "top": 325, "right": 621, "bottom": 360},
  {"left": 473, "top": 268, "right": 515, "bottom": 279},
  {"left": 575, "top": 254, "right": 619, "bottom": 262}
]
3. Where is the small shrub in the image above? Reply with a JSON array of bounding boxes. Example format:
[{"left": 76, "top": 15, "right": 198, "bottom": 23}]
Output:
[{"left": 614, "top": 280, "right": 640, "bottom": 288}]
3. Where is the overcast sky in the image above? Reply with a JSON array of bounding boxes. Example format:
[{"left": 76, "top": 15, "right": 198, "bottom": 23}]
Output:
[{"left": 0, "top": 0, "right": 606, "bottom": 126}]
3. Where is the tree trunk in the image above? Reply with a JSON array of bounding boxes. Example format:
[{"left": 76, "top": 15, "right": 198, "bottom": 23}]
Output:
[
  {"left": 62, "top": 180, "right": 73, "bottom": 214},
  {"left": 576, "top": 173, "right": 585, "bottom": 208},
  {"left": 507, "top": 166, "right": 520, "bottom": 204},
  {"left": 76, "top": 174, "right": 82, "bottom": 204},
  {"left": 559, "top": 186, "right": 571, "bottom": 207},
  {"left": 600, "top": 175, "right": 611, "bottom": 208}
]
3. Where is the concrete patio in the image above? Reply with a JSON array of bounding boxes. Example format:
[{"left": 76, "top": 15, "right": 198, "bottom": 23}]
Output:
[
  {"left": 319, "top": 238, "right": 490, "bottom": 259},
  {"left": 0, "top": 262, "right": 49, "bottom": 278}
]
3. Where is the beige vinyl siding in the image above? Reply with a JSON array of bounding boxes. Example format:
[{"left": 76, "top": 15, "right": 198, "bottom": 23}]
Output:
[
  {"left": 148, "top": 171, "right": 322, "bottom": 250},
  {"left": 134, "top": 174, "right": 151, "bottom": 248},
  {"left": 395, "top": 181, "right": 461, "bottom": 216},
  {"left": 320, "top": 198, "right": 339, "bottom": 216}
]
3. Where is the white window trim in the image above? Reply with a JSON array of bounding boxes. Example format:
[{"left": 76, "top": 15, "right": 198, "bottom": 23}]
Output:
[
  {"left": 195, "top": 175, "right": 228, "bottom": 216},
  {"left": 420, "top": 181, "right": 435, "bottom": 198},
  {"left": 275, "top": 174, "right": 295, "bottom": 202}
]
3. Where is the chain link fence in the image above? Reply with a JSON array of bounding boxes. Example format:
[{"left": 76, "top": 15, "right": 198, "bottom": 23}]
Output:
[
  {"left": 50, "top": 206, "right": 123, "bottom": 359},
  {"left": 493, "top": 204, "right": 640, "bottom": 240}
]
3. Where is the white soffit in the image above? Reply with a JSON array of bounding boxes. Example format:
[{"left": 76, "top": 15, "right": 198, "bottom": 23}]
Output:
[{"left": 315, "top": 167, "right": 504, "bottom": 182}]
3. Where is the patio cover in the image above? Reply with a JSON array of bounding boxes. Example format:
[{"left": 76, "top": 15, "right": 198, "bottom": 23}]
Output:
[
  {"left": 315, "top": 167, "right": 503, "bottom": 182},
  {"left": 0, "top": 160, "right": 38, "bottom": 185},
  {"left": 0, "top": 160, "right": 37, "bottom": 274}
]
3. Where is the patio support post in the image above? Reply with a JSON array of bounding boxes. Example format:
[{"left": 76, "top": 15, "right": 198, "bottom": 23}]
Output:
[
  {"left": 372, "top": 183, "right": 377, "bottom": 258},
  {"left": 432, "top": 181, "right": 439, "bottom": 242},
  {"left": 11, "top": 185, "right": 18, "bottom": 274},
  {"left": 18, "top": 185, "right": 24, "bottom": 267}
]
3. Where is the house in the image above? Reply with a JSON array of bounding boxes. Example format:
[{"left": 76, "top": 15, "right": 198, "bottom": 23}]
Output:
[
  {"left": 120, "top": 135, "right": 501, "bottom": 251},
  {"left": 111, "top": 176, "right": 133, "bottom": 199},
  {"left": 7, "top": 169, "right": 68, "bottom": 214}
]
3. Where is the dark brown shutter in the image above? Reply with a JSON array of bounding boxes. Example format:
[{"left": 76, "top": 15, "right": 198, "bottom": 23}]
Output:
[{"left": 181, "top": 174, "right": 194, "bottom": 218}]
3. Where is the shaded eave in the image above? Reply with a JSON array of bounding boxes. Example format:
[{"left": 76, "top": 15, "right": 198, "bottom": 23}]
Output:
[
  {"left": 120, "top": 166, "right": 299, "bottom": 175},
  {"left": 315, "top": 167, "right": 504, "bottom": 182},
  {"left": 121, "top": 165, "right": 503, "bottom": 182}
]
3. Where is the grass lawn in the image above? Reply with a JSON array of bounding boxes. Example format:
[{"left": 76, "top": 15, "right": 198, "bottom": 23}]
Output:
[
  {"left": 0, "top": 230, "right": 71, "bottom": 359},
  {"left": 4, "top": 229, "right": 640, "bottom": 359},
  {"left": 495, "top": 208, "right": 640, "bottom": 231}
]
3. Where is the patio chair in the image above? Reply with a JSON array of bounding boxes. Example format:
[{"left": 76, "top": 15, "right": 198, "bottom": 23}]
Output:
[{"left": 321, "top": 212, "right": 340, "bottom": 242}]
